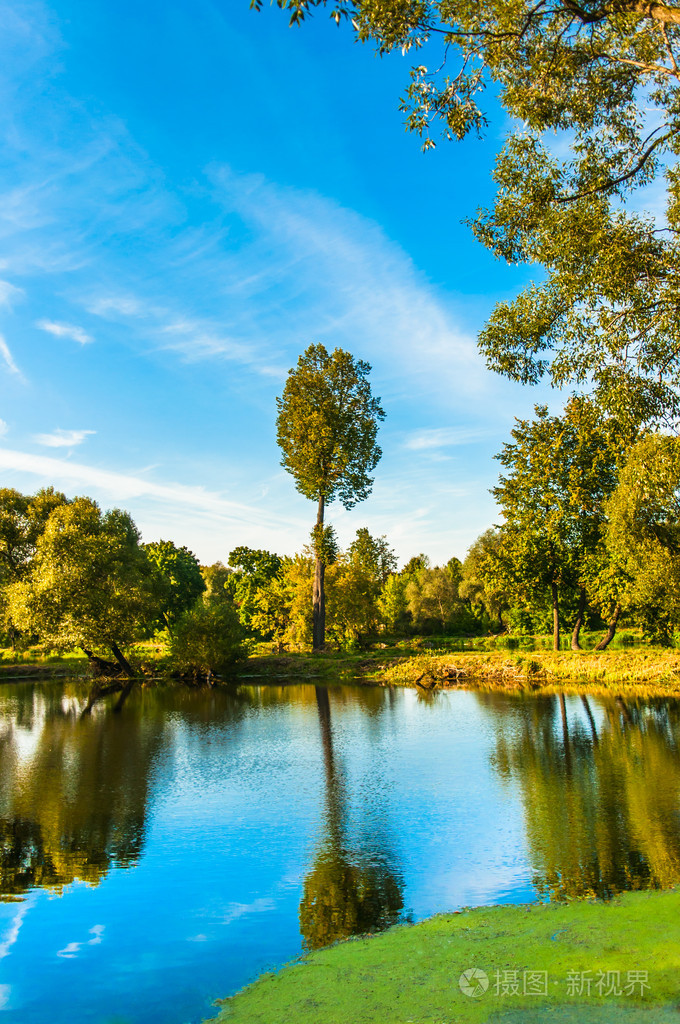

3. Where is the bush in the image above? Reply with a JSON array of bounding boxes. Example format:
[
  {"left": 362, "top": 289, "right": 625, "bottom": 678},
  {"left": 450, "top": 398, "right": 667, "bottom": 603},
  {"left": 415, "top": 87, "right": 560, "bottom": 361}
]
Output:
[{"left": 169, "top": 599, "right": 246, "bottom": 676}]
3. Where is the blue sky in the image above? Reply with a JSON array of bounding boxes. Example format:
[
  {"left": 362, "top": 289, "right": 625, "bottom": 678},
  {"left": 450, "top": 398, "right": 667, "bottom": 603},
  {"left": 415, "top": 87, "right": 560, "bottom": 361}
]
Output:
[{"left": 0, "top": 0, "right": 555, "bottom": 565}]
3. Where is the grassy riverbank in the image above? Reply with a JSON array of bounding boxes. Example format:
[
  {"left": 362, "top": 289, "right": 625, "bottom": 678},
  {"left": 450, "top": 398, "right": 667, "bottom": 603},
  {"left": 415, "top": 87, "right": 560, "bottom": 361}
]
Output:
[
  {"left": 3, "top": 635, "right": 680, "bottom": 695},
  {"left": 207, "top": 889, "right": 680, "bottom": 1024},
  {"left": 240, "top": 643, "right": 680, "bottom": 696},
  {"left": 379, "top": 648, "right": 680, "bottom": 695}
]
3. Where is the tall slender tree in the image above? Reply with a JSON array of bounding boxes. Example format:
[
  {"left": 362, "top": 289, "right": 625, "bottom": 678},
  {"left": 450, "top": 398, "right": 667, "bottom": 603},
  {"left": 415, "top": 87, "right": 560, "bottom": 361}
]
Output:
[{"left": 276, "top": 344, "right": 385, "bottom": 650}]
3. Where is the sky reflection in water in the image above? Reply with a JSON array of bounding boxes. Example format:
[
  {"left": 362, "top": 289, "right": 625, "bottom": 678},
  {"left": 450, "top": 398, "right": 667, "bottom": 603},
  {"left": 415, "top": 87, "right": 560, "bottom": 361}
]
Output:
[{"left": 0, "top": 681, "right": 679, "bottom": 1023}]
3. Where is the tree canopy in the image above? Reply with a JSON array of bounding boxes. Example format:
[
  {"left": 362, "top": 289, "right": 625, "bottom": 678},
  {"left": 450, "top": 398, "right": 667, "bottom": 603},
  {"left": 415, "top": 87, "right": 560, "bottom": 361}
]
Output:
[
  {"left": 9, "top": 498, "right": 157, "bottom": 674},
  {"left": 276, "top": 343, "right": 385, "bottom": 510},
  {"left": 145, "top": 539, "right": 205, "bottom": 631},
  {"left": 492, "top": 398, "right": 627, "bottom": 648},
  {"left": 257, "top": 0, "right": 680, "bottom": 418}
]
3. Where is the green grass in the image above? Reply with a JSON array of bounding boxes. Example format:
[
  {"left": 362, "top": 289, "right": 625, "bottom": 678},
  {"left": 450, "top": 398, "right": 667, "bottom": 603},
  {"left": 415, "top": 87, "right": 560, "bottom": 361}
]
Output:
[
  {"left": 4, "top": 634, "right": 680, "bottom": 694},
  {"left": 380, "top": 648, "right": 680, "bottom": 695},
  {"left": 206, "top": 890, "right": 680, "bottom": 1024}
]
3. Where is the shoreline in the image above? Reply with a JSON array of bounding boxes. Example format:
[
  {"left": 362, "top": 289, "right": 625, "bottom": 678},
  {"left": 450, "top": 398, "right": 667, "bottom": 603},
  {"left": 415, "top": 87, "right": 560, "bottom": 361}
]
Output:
[
  {"left": 205, "top": 889, "right": 680, "bottom": 1024},
  {"left": 240, "top": 648, "right": 680, "bottom": 698},
  {"left": 3, "top": 647, "right": 680, "bottom": 697}
]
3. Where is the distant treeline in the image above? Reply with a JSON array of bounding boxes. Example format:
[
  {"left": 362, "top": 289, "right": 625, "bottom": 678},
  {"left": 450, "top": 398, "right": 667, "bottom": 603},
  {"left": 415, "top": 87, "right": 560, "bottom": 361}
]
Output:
[{"left": 3, "top": 402, "right": 680, "bottom": 672}]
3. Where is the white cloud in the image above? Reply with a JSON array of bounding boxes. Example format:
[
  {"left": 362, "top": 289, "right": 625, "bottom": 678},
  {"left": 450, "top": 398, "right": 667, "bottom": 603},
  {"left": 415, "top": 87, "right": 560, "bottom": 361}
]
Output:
[
  {"left": 221, "top": 897, "right": 276, "bottom": 926},
  {"left": 56, "top": 924, "right": 104, "bottom": 959},
  {"left": 57, "top": 941, "right": 81, "bottom": 959},
  {"left": 159, "top": 321, "right": 259, "bottom": 365},
  {"left": 0, "top": 279, "right": 23, "bottom": 308},
  {"left": 403, "top": 427, "right": 493, "bottom": 451},
  {"left": 204, "top": 167, "right": 485, "bottom": 401},
  {"left": 87, "top": 295, "right": 151, "bottom": 318},
  {"left": 0, "top": 448, "right": 301, "bottom": 534},
  {"left": 77, "top": 166, "right": 490, "bottom": 398},
  {"left": 0, "top": 334, "right": 22, "bottom": 376},
  {"left": 0, "top": 898, "right": 34, "bottom": 960},
  {"left": 36, "top": 319, "right": 93, "bottom": 344},
  {"left": 33, "top": 428, "right": 95, "bottom": 448}
]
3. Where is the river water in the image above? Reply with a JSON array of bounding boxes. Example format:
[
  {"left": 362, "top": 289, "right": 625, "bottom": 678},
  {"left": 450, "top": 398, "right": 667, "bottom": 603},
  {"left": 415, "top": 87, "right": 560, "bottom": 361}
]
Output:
[{"left": 0, "top": 680, "right": 678, "bottom": 1023}]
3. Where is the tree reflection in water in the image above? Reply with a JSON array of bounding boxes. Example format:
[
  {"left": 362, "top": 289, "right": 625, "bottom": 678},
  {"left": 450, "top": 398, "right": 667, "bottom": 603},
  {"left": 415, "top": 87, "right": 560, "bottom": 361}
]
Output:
[
  {"left": 0, "top": 683, "right": 162, "bottom": 900},
  {"left": 483, "top": 692, "right": 680, "bottom": 899},
  {"left": 0, "top": 681, "right": 256, "bottom": 902},
  {"left": 299, "top": 686, "right": 404, "bottom": 950}
]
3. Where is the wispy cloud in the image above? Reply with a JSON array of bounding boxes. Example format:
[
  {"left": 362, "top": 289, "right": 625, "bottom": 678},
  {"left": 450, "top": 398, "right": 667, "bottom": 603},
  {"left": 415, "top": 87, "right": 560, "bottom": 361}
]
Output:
[
  {"left": 403, "top": 427, "right": 493, "bottom": 451},
  {"left": 0, "top": 448, "right": 300, "bottom": 533},
  {"left": 0, "top": 419, "right": 7, "bottom": 438},
  {"left": 221, "top": 897, "right": 276, "bottom": 926},
  {"left": 159, "top": 320, "right": 260, "bottom": 366},
  {"left": 202, "top": 167, "right": 484, "bottom": 400},
  {"left": 33, "top": 428, "right": 95, "bottom": 448},
  {"left": 36, "top": 319, "right": 93, "bottom": 344},
  {"left": 0, "top": 334, "right": 22, "bottom": 377},
  {"left": 87, "top": 295, "right": 155, "bottom": 318},
  {"left": 0, "top": 279, "right": 23, "bottom": 308},
  {"left": 0, "top": 897, "right": 34, "bottom": 960},
  {"left": 77, "top": 166, "right": 485, "bottom": 395},
  {"left": 57, "top": 926, "right": 104, "bottom": 959}
]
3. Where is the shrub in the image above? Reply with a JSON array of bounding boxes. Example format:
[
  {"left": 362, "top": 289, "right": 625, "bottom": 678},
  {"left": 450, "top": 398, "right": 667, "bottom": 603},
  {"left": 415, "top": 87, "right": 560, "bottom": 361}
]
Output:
[{"left": 169, "top": 599, "right": 246, "bottom": 676}]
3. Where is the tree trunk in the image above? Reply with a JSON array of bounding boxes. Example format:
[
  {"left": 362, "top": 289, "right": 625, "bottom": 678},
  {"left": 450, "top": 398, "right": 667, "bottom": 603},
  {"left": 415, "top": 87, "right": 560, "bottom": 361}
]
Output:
[
  {"left": 571, "top": 587, "right": 587, "bottom": 651},
  {"left": 110, "top": 642, "right": 135, "bottom": 677},
  {"left": 551, "top": 579, "right": 560, "bottom": 651},
  {"left": 312, "top": 494, "right": 326, "bottom": 652},
  {"left": 81, "top": 646, "right": 122, "bottom": 677},
  {"left": 559, "top": 692, "right": 572, "bottom": 775},
  {"left": 113, "top": 678, "right": 136, "bottom": 713},
  {"left": 616, "top": 695, "right": 633, "bottom": 726},
  {"left": 594, "top": 603, "right": 621, "bottom": 651},
  {"left": 81, "top": 680, "right": 124, "bottom": 717}
]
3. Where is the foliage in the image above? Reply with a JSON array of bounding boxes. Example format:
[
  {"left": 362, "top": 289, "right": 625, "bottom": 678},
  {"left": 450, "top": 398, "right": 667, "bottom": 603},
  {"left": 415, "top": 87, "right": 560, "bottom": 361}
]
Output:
[
  {"left": 201, "top": 561, "right": 233, "bottom": 602},
  {"left": 377, "top": 572, "right": 409, "bottom": 632},
  {"left": 308, "top": 524, "right": 340, "bottom": 567},
  {"left": 325, "top": 561, "right": 379, "bottom": 648},
  {"left": 169, "top": 597, "right": 246, "bottom": 675},
  {"left": 0, "top": 487, "right": 70, "bottom": 644},
  {"left": 459, "top": 528, "right": 509, "bottom": 629},
  {"left": 0, "top": 487, "right": 69, "bottom": 580},
  {"left": 276, "top": 343, "right": 385, "bottom": 509},
  {"left": 226, "top": 546, "right": 283, "bottom": 637},
  {"left": 605, "top": 433, "right": 680, "bottom": 642},
  {"left": 348, "top": 528, "right": 397, "bottom": 585},
  {"left": 251, "top": 555, "right": 315, "bottom": 648},
  {"left": 144, "top": 539, "right": 205, "bottom": 630},
  {"left": 404, "top": 562, "right": 469, "bottom": 634},
  {"left": 324, "top": 529, "right": 398, "bottom": 647},
  {"left": 401, "top": 553, "right": 430, "bottom": 578},
  {"left": 259, "top": 0, "right": 680, "bottom": 418},
  {"left": 8, "top": 498, "right": 156, "bottom": 668},
  {"left": 491, "top": 398, "right": 628, "bottom": 646}
]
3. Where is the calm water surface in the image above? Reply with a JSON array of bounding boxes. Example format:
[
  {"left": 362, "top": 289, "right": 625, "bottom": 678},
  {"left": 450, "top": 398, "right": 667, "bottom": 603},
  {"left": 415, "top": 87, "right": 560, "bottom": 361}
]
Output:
[{"left": 0, "top": 681, "right": 679, "bottom": 1023}]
